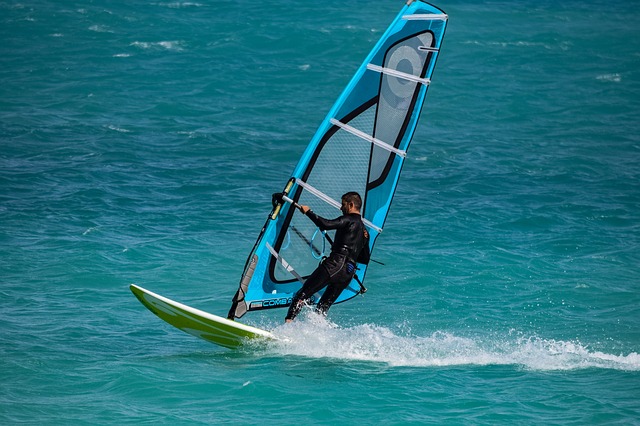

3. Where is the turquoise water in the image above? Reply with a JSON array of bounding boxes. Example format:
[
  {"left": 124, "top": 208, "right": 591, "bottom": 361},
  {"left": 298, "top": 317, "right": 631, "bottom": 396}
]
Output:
[{"left": 2, "top": 0, "right": 639, "bottom": 424}]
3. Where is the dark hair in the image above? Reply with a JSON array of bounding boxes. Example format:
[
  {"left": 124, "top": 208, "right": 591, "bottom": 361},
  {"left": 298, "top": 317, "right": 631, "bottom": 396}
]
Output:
[{"left": 341, "top": 192, "right": 362, "bottom": 210}]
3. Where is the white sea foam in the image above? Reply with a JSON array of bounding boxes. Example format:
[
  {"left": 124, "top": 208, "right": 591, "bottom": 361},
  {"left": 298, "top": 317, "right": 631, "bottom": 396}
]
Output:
[
  {"left": 106, "top": 124, "right": 130, "bottom": 133},
  {"left": 130, "top": 41, "right": 184, "bottom": 51},
  {"left": 89, "top": 25, "right": 112, "bottom": 33},
  {"left": 462, "top": 40, "right": 571, "bottom": 51},
  {"left": 156, "top": 2, "right": 203, "bottom": 8},
  {"left": 596, "top": 73, "right": 621, "bottom": 82},
  {"left": 265, "top": 314, "right": 640, "bottom": 371},
  {"left": 82, "top": 226, "right": 98, "bottom": 236}
]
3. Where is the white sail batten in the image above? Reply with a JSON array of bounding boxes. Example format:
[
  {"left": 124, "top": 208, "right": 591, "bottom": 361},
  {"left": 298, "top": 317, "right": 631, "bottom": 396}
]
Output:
[
  {"left": 367, "top": 64, "right": 431, "bottom": 86},
  {"left": 294, "top": 178, "right": 383, "bottom": 233},
  {"left": 402, "top": 14, "right": 448, "bottom": 21},
  {"left": 266, "top": 243, "right": 305, "bottom": 283},
  {"left": 295, "top": 178, "right": 341, "bottom": 210},
  {"left": 329, "top": 118, "right": 407, "bottom": 158}
]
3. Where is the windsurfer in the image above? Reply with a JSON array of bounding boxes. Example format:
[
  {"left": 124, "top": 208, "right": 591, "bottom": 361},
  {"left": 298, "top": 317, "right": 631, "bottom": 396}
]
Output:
[{"left": 285, "top": 192, "right": 370, "bottom": 322}]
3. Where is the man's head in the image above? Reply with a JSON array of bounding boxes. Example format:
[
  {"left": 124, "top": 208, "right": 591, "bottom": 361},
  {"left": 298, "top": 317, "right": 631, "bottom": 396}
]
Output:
[{"left": 341, "top": 192, "right": 362, "bottom": 214}]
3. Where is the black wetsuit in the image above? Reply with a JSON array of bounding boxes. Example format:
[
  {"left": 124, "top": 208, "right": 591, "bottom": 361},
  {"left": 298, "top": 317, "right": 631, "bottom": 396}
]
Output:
[{"left": 285, "top": 211, "right": 370, "bottom": 321}]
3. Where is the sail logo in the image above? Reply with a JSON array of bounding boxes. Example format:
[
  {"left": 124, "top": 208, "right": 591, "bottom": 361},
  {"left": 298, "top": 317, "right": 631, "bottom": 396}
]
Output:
[
  {"left": 250, "top": 297, "right": 293, "bottom": 309},
  {"left": 250, "top": 296, "right": 317, "bottom": 310},
  {"left": 262, "top": 297, "right": 292, "bottom": 307}
]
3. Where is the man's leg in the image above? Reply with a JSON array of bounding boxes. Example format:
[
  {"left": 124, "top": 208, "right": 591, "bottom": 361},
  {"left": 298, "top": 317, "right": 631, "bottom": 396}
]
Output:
[
  {"left": 315, "top": 278, "right": 351, "bottom": 316},
  {"left": 285, "top": 265, "right": 329, "bottom": 322},
  {"left": 315, "top": 260, "right": 355, "bottom": 316}
]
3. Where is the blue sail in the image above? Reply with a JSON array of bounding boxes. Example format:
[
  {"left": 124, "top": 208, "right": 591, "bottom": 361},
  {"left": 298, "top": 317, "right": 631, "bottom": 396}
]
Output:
[{"left": 229, "top": 1, "right": 448, "bottom": 319}]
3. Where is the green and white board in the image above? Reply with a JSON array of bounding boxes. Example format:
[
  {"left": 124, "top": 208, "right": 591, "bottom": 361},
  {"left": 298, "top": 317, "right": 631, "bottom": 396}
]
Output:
[{"left": 130, "top": 284, "right": 275, "bottom": 349}]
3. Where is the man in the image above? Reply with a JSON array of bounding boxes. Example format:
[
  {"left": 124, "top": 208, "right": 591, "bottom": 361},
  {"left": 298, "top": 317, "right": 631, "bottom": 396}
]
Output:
[{"left": 285, "top": 191, "right": 370, "bottom": 322}]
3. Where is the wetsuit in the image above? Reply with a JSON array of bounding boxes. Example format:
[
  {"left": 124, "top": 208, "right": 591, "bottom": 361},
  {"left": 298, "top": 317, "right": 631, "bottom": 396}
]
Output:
[{"left": 285, "top": 210, "right": 370, "bottom": 321}]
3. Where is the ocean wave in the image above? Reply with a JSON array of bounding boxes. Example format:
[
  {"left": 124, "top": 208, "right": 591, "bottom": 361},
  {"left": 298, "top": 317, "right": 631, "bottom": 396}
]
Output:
[
  {"left": 155, "top": 2, "right": 203, "bottom": 8},
  {"left": 105, "top": 124, "right": 131, "bottom": 133},
  {"left": 596, "top": 73, "right": 622, "bottom": 83},
  {"left": 263, "top": 314, "right": 640, "bottom": 371},
  {"left": 89, "top": 25, "right": 113, "bottom": 33},
  {"left": 462, "top": 40, "right": 571, "bottom": 51},
  {"left": 130, "top": 41, "right": 184, "bottom": 52}
]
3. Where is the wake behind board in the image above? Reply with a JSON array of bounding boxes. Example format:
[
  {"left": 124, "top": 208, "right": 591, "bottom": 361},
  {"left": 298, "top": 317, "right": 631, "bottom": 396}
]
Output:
[{"left": 130, "top": 284, "right": 275, "bottom": 349}]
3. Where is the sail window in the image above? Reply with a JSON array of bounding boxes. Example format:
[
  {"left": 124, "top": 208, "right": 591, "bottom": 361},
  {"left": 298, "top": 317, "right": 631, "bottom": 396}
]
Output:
[
  {"left": 295, "top": 178, "right": 383, "bottom": 233},
  {"left": 295, "top": 178, "right": 341, "bottom": 210},
  {"left": 266, "top": 243, "right": 305, "bottom": 283}
]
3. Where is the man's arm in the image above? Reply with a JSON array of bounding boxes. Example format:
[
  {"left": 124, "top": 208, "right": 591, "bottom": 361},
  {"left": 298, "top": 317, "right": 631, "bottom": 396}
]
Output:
[{"left": 298, "top": 205, "right": 348, "bottom": 231}]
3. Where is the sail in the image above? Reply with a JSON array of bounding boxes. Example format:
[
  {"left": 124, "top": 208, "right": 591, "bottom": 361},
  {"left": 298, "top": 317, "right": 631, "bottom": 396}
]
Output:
[{"left": 228, "top": 1, "right": 448, "bottom": 319}]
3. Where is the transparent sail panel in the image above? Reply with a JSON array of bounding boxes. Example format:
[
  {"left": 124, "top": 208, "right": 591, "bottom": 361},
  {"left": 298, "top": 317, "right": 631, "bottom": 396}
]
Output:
[{"left": 371, "top": 32, "right": 434, "bottom": 185}]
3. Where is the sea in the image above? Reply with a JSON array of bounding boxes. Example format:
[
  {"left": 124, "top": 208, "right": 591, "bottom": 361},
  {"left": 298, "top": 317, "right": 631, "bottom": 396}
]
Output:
[{"left": 1, "top": 0, "right": 639, "bottom": 424}]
